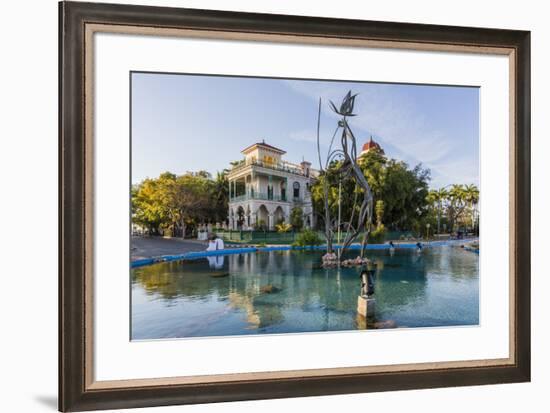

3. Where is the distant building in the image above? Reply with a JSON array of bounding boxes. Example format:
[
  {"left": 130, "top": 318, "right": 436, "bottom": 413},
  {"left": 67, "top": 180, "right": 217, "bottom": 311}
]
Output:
[
  {"left": 227, "top": 140, "right": 317, "bottom": 230},
  {"left": 358, "top": 136, "right": 385, "bottom": 158}
]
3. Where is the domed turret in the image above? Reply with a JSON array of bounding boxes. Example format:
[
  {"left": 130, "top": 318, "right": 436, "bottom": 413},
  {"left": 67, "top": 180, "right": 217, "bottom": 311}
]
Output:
[{"left": 359, "top": 136, "right": 385, "bottom": 158}]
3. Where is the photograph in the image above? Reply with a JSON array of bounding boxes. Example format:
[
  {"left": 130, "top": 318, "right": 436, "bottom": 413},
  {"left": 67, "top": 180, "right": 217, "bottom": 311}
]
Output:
[{"left": 130, "top": 72, "right": 480, "bottom": 340}]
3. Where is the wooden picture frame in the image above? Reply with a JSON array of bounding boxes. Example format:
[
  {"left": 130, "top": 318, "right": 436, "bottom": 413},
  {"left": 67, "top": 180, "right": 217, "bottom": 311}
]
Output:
[{"left": 59, "top": 1, "right": 530, "bottom": 411}]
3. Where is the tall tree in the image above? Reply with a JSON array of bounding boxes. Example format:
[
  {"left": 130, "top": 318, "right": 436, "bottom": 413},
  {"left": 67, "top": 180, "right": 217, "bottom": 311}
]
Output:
[
  {"left": 167, "top": 173, "right": 211, "bottom": 238},
  {"left": 211, "top": 170, "right": 229, "bottom": 223},
  {"left": 132, "top": 172, "right": 212, "bottom": 238},
  {"left": 312, "top": 154, "right": 431, "bottom": 233},
  {"left": 447, "top": 184, "right": 467, "bottom": 232},
  {"left": 375, "top": 160, "right": 430, "bottom": 230},
  {"left": 375, "top": 200, "right": 385, "bottom": 229},
  {"left": 357, "top": 149, "right": 387, "bottom": 202},
  {"left": 427, "top": 187, "right": 449, "bottom": 234},
  {"left": 290, "top": 206, "right": 304, "bottom": 231},
  {"left": 131, "top": 179, "right": 169, "bottom": 235},
  {"left": 462, "top": 184, "right": 479, "bottom": 231}
]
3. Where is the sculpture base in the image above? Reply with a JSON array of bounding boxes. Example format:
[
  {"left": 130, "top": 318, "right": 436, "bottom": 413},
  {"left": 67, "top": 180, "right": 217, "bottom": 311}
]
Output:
[{"left": 357, "top": 295, "right": 375, "bottom": 318}]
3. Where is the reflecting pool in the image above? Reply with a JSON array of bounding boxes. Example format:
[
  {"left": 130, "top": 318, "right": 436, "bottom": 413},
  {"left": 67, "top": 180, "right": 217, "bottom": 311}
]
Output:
[{"left": 131, "top": 246, "right": 479, "bottom": 339}]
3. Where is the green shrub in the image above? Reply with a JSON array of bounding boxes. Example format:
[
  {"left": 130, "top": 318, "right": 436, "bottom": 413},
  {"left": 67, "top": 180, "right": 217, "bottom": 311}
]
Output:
[
  {"left": 368, "top": 224, "right": 387, "bottom": 244},
  {"left": 294, "top": 229, "right": 323, "bottom": 247},
  {"left": 290, "top": 207, "right": 304, "bottom": 230}
]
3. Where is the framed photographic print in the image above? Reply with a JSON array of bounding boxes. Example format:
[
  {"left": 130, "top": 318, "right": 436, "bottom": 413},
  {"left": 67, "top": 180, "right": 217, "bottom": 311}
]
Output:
[{"left": 59, "top": 1, "right": 530, "bottom": 411}]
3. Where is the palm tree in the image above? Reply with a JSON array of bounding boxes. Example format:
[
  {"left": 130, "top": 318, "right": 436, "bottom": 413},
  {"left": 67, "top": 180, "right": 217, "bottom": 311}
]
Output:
[
  {"left": 462, "top": 184, "right": 480, "bottom": 232},
  {"left": 428, "top": 187, "right": 449, "bottom": 234},
  {"left": 448, "top": 184, "right": 467, "bottom": 233}
]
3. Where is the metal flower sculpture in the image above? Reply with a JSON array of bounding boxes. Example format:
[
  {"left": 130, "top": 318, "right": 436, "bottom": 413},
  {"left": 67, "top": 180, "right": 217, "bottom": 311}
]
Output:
[
  {"left": 316, "top": 91, "right": 374, "bottom": 260},
  {"left": 329, "top": 91, "right": 358, "bottom": 117}
]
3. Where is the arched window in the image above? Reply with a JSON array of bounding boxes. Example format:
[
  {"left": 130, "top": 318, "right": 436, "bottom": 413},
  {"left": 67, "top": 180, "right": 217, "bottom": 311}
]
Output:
[
  {"left": 293, "top": 182, "right": 300, "bottom": 199},
  {"left": 280, "top": 181, "right": 286, "bottom": 201}
]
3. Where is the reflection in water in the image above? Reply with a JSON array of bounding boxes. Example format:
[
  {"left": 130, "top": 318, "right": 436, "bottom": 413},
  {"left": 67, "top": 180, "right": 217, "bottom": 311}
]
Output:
[
  {"left": 131, "top": 247, "right": 479, "bottom": 339},
  {"left": 207, "top": 255, "right": 225, "bottom": 270}
]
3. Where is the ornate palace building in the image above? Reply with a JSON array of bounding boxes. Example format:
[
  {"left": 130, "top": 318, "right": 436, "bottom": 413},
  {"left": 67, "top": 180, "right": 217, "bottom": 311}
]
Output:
[{"left": 227, "top": 141, "right": 318, "bottom": 230}]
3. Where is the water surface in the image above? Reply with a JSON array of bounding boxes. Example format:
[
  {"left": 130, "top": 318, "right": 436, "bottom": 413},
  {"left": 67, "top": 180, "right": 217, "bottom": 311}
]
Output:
[{"left": 131, "top": 246, "right": 479, "bottom": 339}]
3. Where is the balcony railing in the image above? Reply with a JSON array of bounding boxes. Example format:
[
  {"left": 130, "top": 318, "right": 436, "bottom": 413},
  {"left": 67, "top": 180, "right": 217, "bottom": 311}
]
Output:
[
  {"left": 230, "top": 193, "right": 289, "bottom": 203},
  {"left": 230, "top": 159, "right": 307, "bottom": 176}
]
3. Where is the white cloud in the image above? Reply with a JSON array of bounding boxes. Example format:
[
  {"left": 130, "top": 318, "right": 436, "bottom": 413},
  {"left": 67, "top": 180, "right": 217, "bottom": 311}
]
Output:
[
  {"left": 429, "top": 157, "right": 480, "bottom": 189},
  {"left": 282, "top": 79, "right": 477, "bottom": 188}
]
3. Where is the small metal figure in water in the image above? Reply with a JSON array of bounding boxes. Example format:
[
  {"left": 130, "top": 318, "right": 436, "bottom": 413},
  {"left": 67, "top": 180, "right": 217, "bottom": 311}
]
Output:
[{"left": 360, "top": 269, "right": 375, "bottom": 297}]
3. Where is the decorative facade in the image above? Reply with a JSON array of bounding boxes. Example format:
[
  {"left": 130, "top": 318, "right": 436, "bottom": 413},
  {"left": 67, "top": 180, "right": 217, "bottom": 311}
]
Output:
[{"left": 227, "top": 141, "right": 318, "bottom": 230}]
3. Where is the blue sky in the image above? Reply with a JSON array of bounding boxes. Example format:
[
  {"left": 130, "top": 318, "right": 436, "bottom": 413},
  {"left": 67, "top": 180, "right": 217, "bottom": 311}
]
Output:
[{"left": 131, "top": 72, "right": 479, "bottom": 189}]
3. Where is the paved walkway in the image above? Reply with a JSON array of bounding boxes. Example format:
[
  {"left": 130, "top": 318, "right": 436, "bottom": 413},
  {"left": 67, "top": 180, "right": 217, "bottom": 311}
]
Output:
[{"left": 131, "top": 236, "right": 206, "bottom": 261}]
